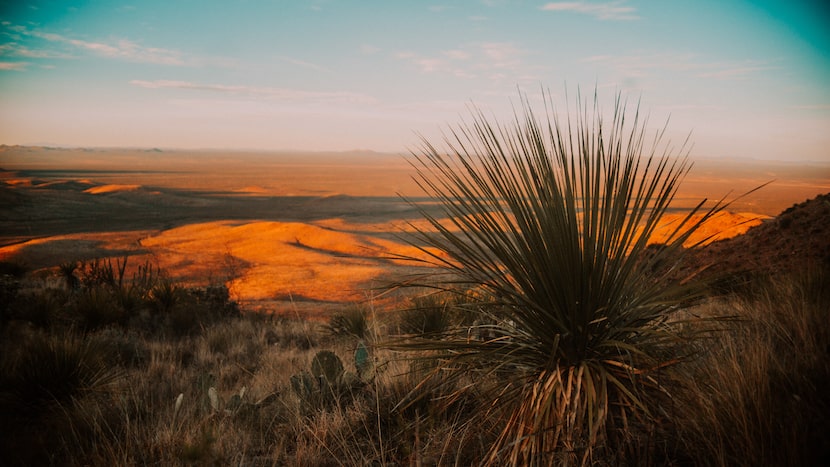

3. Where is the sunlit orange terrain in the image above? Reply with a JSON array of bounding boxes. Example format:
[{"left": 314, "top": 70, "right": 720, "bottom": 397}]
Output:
[
  {"left": 140, "top": 220, "right": 441, "bottom": 303},
  {"left": 1, "top": 147, "right": 827, "bottom": 315},
  {"left": 649, "top": 211, "right": 770, "bottom": 246}
]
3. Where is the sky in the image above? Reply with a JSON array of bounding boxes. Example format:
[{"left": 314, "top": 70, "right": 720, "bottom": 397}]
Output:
[{"left": 0, "top": 0, "right": 828, "bottom": 162}]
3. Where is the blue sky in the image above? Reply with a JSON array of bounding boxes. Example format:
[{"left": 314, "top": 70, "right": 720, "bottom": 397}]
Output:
[{"left": 0, "top": 1, "right": 828, "bottom": 161}]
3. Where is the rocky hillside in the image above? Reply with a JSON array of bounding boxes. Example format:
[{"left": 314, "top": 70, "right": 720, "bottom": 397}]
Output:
[{"left": 682, "top": 192, "right": 830, "bottom": 283}]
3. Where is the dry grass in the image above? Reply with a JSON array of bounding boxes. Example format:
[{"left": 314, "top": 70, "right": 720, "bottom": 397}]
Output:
[
  {"left": 0, "top": 259, "right": 827, "bottom": 466},
  {"left": 672, "top": 267, "right": 830, "bottom": 467}
]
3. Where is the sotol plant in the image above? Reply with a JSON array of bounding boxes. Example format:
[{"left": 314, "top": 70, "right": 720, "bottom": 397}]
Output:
[{"left": 395, "top": 90, "right": 750, "bottom": 465}]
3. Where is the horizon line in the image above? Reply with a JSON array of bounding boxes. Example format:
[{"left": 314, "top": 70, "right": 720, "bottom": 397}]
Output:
[{"left": 2, "top": 143, "right": 829, "bottom": 165}]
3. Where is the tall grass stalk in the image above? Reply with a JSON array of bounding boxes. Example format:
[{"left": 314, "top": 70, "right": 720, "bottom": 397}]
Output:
[
  {"left": 394, "top": 89, "right": 742, "bottom": 465},
  {"left": 676, "top": 267, "right": 830, "bottom": 466}
]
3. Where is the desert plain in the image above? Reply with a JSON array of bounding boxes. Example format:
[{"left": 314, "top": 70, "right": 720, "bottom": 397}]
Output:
[{"left": 2, "top": 145, "right": 829, "bottom": 317}]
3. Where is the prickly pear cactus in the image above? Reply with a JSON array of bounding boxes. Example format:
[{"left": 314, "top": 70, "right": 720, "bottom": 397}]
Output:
[
  {"left": 208, "top": 386, "right": 221, "bottom": 412},
  {"left": 311, "top": 350, "right": 344, "bottom": 384},
  {"left": 226, "top": 386, "right": 246, "bottom": 413},
  {"left": 354, "top": 340, "right": 372, "bottom": 380},
  {"left": 290, "top": 372, "right": 315, "bottom": 400}
]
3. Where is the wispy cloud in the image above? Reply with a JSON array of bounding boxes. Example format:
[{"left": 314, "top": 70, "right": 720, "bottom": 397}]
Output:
[
  {"left": 16, "top": 24, "right": 185, "bottom": 65},
  {"left": 129, "top": 80, "right": 377, "bottom": 105},
  {"left": 0, "top": 61, "right": 28, "bottom": 71},
  {"left": 1, "top": 22, "right": 230, "bottom": 67},
  {"left": 360, "top": 44, "right": 382, "bottom": 55},
  {"left": 0, "top": 42, "right": 73, "bottom": 59},
  {"left": 540, "top": 1, "right": 639, "bottom": 21},
  {"left": 479, "top": 42, "right": 523, "bottom": 67},
  {"left": 442, "top": 49, "right": 470, "bottom": 60},
  {"left": 278, "top": 56, "right": 331, "bottom": 73},
  {"left": 395, "top": 41, "right": 532, "bottom": 81}
]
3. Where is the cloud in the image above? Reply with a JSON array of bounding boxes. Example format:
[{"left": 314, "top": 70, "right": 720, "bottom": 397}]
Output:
[
  {"left": 395, "top": 41, "right": 529, "bottom": 80},
  {"left": 1, "top": 22, "right": 229, "bottom": 67},
  {"left": 278, "top": 56, "right": 331, "bottom": 73},
  {"left": 129, "top": 80, "right": 378, "bottom": 105},
  {"left": 479, "top": 42, "right": 523, "bottom": 66},
  {"left": 0, "top": 42, "right": 72, "bottom": 59},
  {"left": 540, "top": 1, "right": 639, "bottom": 21},
  {"left": 360, "top": 44, "right": 382, "bottom": 55},
  {"left": 443, "top": 49, "right": 470, "bottom": 60},
  {"left": 0, "top": 61, "right": 28, "bottom": 71},
  {"left": 32, "top": 29, "right": 186, "bottom": 65}
]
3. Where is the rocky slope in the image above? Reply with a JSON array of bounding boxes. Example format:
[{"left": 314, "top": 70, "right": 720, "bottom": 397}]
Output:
[{"left": 682, "top": 193, "right": 830, "bottom": 283}]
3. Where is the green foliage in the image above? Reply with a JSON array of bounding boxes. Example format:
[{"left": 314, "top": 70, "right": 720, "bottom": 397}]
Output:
[{"left": 394, "top": 90, "right": 744, "bottom": 464}]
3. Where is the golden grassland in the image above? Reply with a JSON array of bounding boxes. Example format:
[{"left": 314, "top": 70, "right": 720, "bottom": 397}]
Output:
[{"left": 4, "top": 147, "right": 826, "bottom": 314}]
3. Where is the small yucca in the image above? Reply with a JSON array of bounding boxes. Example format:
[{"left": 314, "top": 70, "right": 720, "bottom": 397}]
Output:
[{"left": 394, "top": 89, "right": 743, "bottom": 465}]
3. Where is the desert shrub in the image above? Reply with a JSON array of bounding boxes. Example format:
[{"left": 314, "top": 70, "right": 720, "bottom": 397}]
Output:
[
  {"left": 392, "top": 90, "right": 744, "bottom": 465},
  {"left": 73, "top": 287, "right": 126, "bottom": 331},
  {"left": 58, "top": 260, "right": 80, "bottom": 290},
  {"left": 0, "top": 329, "right": 122, "bottom": 420},
  {"left": 396, "top": 293, "right": 453, "bottom": 336},
  {"left": 10, "top": 288, "right": 66, "bottom": 329},
  {"left": 79, "top": 257, "right": 127, "bottom": 290},
  {"left": 0, "top": 260, "right": 27, "bottom": 278},
  {"left": 326, "top": 305, "right": 371, "bottom": 340},
  {"left": 188, "top": 285, "right": 240, "bottom": 318},
  {"left": 149, "top": 278, "right": 183, "bottom": 314},
  {"left": 676, "top": 267, "right": 830, "bottom": 466},
  {"left": 168, "top": 303, "right": 203, "bottom": 337},
  {"left": 393, "top": 289, "right": 484, "bottom": 337}
]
